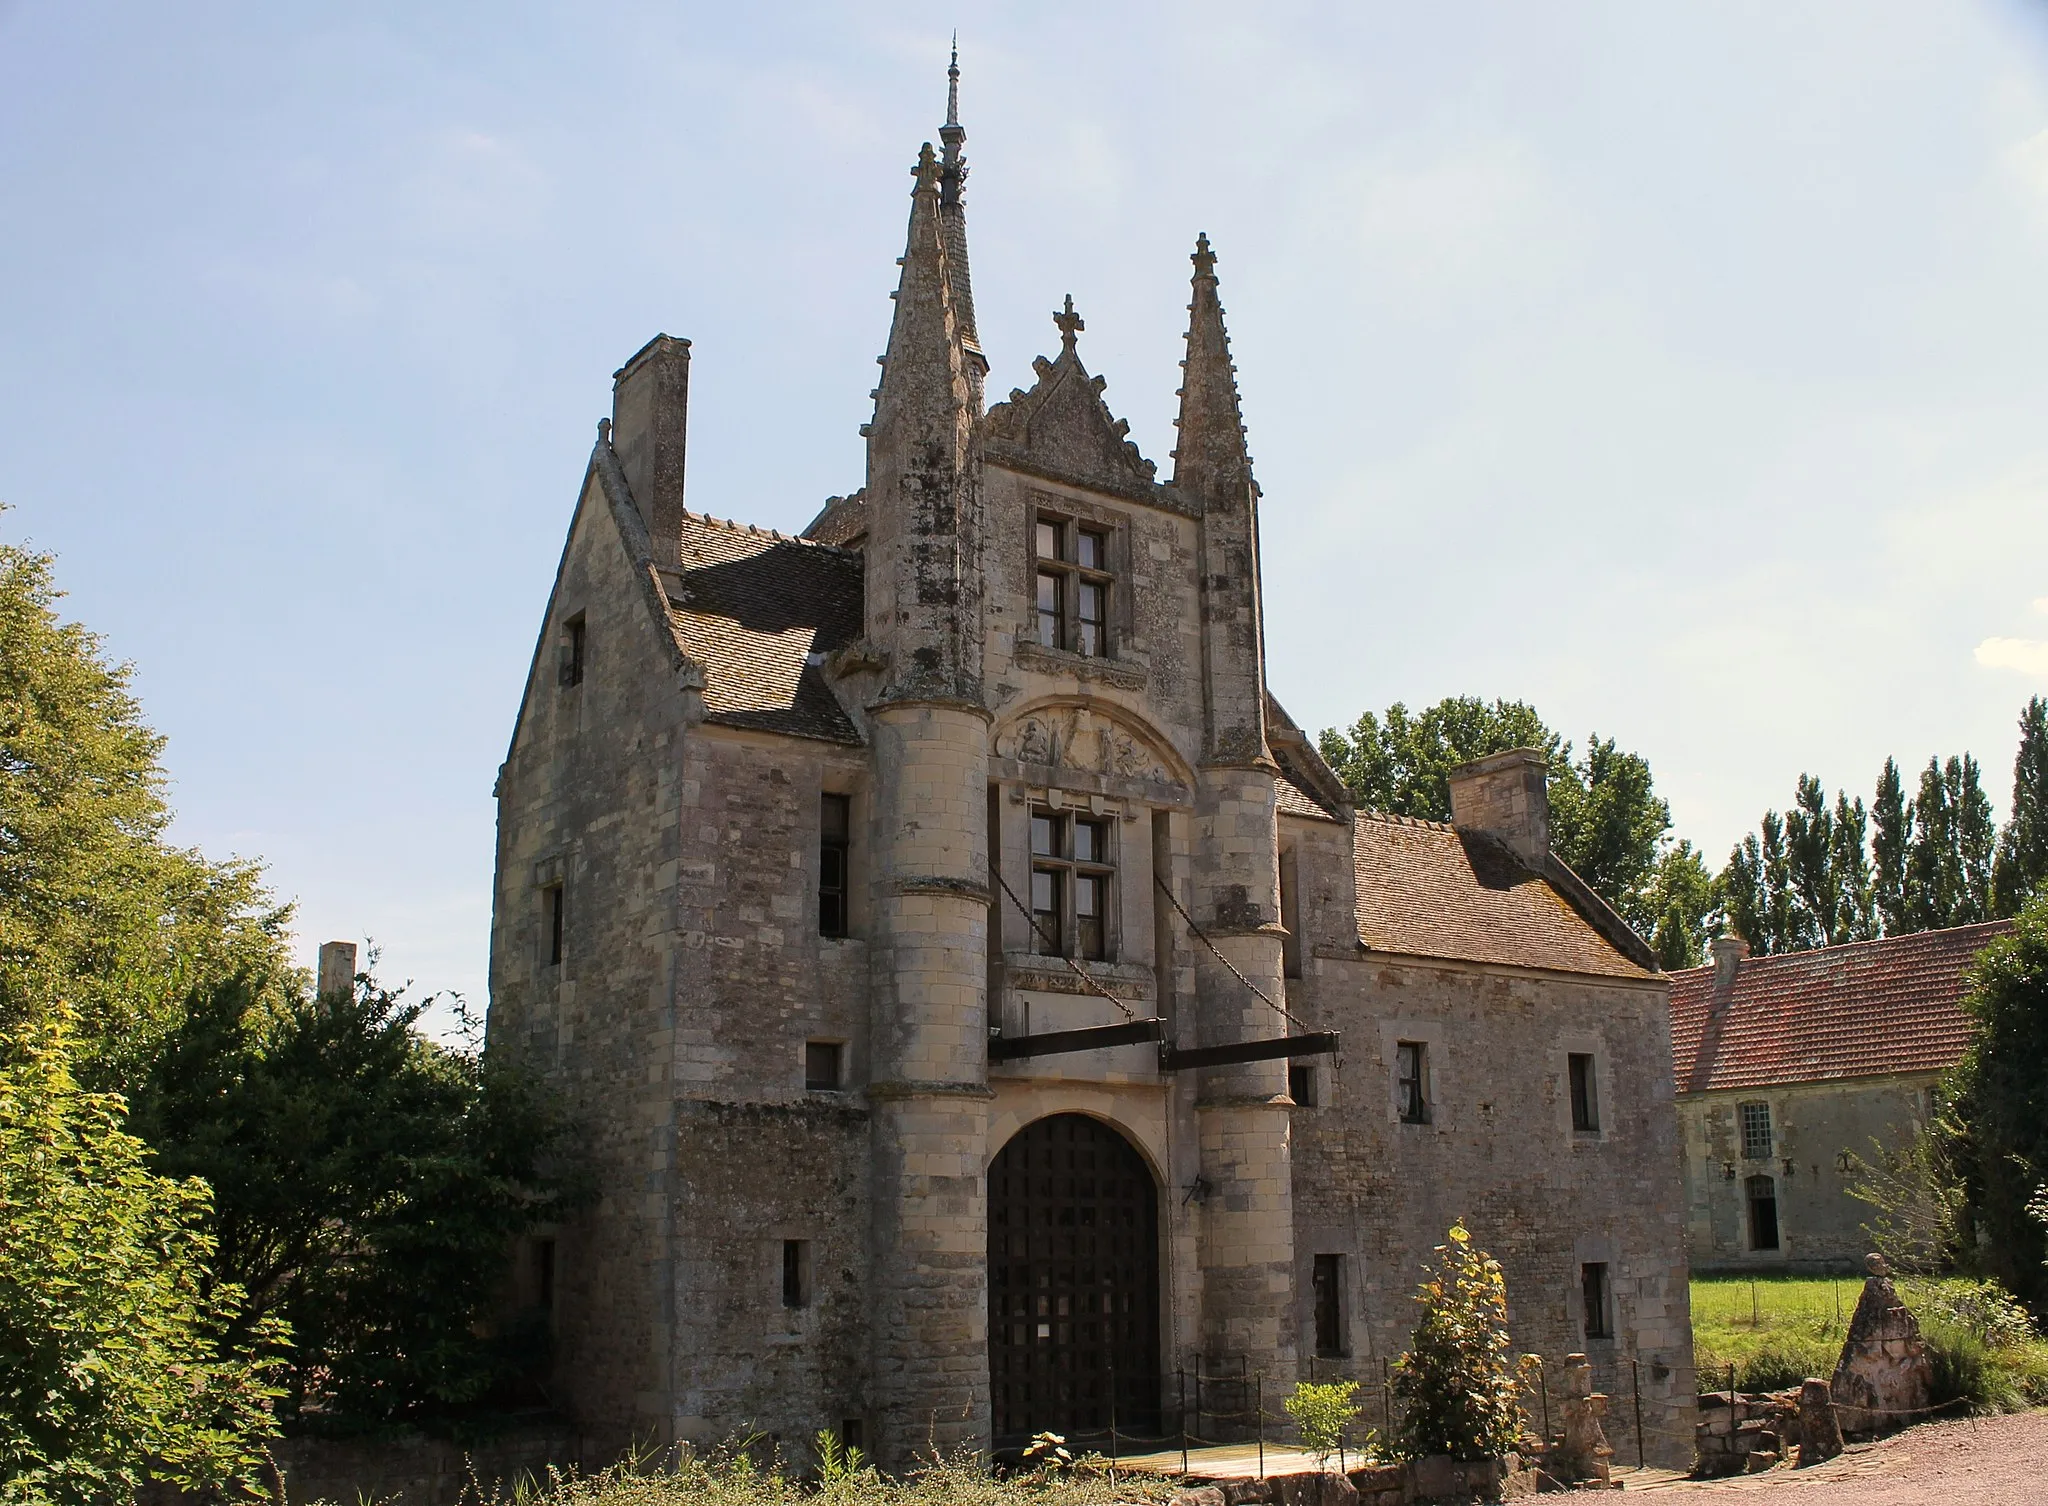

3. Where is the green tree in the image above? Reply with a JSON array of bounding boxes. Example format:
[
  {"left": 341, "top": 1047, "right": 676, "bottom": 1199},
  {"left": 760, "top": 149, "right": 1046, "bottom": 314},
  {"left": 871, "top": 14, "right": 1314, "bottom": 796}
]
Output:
[
  {"left": 1946, "top": 902, "right": 2048, "bottom": 1312},
  {"left": 1640, "top": 841, "right": 1716, "bottom": 970},
  {"left": 0, "top": 1014, "right": 284, "bottom": 1506},
  {"left": 1831, "top": 791, "right": 1877, "bottom": 942},
  {"left": 1993, "top": 697, "right": 2048, "bottom": 918},
  {"left": 1907, "top": 755, "right": 1995, "bottom": 930},
  {"left": 1318, "top": 697, "right": 1704, "bottom": 957},
  {"left": 0, "top": 534, "right": 286, "bottom": 1085},
  {"left": 1388, "top": 1222, "right": 1524, "bottom": 1462},
  {"left": 128, "top": 970, "right": 586, "bottom": 1429},
  {"left": 1873, "top": 757, "right": 1913, "bottom": 935}
]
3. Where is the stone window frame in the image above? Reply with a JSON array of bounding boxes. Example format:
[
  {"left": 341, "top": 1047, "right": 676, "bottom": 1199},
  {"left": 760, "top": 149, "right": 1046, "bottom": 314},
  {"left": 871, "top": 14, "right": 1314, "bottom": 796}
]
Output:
[
  {"left": 1027, "top": 804, "right": 1117, "bottom": 962},
  {"left": 1739, "top": 1099, "right": 1774, "bottom": 1160},
  {"left": 1311, "top": 1252, "right": 1347, "bottom": 1358},
  {"left": 803, "top": 1038, "right": 848, "bottom": 1093},
  {"left": 1745, "top": 1173, "right": 1782, "bottom": 1252},
  {"left": 557, "top": 611, "right": 586, "bottom": 687},
  {"left": 818, "top": 777, "right": 867, "bottom": 940},
  {"left": 1288, "top": 1061, "right": 1318, "bottom": 1108},
  {"left": 1022, "top": 491, "right": 1133, "bottom": 662},
  {"left": 532, "top": 853, "right": 567, "bottom": 975},
  {"left": 1556, "top": 1032, "right": 1612, "bottom": 1143},
  {"left": 1572, "top": 1234, "right": 1619, "bottom": 1347},
  {"left": 1580, "top": 1261, "right": 1612, "bottom": 1340},
  {"left": 1378, "top": 1020, "right": 1446, "bottom": 1130},
  {"left": 818, "top": 792, "right": 852, "bottom": 939}
]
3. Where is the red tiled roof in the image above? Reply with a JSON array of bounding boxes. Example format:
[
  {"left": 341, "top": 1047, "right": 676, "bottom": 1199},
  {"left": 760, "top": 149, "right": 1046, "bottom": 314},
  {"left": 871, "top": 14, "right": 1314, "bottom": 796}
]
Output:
[
  {"left": 1351, "top": 812, "right": 1654, "bottom": 979},
  {"left": 664, "top": 514, "right": 865, "bottom": 745},
  {"left": 1668, "top": 921, "right": 2008, "bottom": 1094}
]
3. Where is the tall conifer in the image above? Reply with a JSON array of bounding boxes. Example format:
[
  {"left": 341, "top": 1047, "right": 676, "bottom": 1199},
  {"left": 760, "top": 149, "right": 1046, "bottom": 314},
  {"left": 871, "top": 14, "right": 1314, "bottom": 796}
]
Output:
[
  {"left": 1993, "top": 696, "right": 2048, "bottom": 917},
  {"left": 1958, "top": 753, "right": 1995, "bottom": 921},
  {"left": 1832, "top": 791, "right": 1876, "bottom": 941},
  {"left": 1872, "top": 757, "right": 1912, "bottom": 935}
]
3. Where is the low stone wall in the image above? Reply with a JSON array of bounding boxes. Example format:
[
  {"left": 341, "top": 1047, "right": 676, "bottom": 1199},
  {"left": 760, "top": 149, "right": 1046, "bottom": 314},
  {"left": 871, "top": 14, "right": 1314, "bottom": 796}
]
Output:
[
  {"left": 140, "top": 1425, "right": 583, "bottom": 1506},
  {"left": 1170, "top": 1456, "right": 1536, "bottom": 1506}
]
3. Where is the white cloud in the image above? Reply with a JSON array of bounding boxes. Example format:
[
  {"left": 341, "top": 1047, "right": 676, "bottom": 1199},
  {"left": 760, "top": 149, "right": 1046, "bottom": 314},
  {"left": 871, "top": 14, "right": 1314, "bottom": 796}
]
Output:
[{"left": 1976, "top": 637, "right": 2048, "bottom": 677}]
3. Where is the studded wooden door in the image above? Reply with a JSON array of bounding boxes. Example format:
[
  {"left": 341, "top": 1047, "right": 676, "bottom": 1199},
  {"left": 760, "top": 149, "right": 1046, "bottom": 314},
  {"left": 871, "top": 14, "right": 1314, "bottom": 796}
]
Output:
[{"left": 988, "top": 1114, "right": 1161, "bottom": 1442}]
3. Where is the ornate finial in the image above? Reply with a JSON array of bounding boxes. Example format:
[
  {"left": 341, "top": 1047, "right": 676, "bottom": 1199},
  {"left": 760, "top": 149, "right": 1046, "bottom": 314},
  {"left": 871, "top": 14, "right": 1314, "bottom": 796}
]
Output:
[
  {"left": 1053, "top": 294, "right": 1085, "bottom": 351},
  {"left": 913, "top": 140, "right": 939, "bottom": 185},
  {"left": 1192, "top": 232, "right": 1217, "bottom": 279},
  {"left": 597, "top": 417, "right": 611, "bottom": 445},
  {"left": 946, "top": 32, "right": 960, "bottom": 128}
]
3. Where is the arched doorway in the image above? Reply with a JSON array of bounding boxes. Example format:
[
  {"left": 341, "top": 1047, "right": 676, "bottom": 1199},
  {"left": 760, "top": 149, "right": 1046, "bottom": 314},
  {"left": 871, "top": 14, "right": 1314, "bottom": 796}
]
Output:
[{"left": 988, "top": 1114, "right": 1161, "bottom": 1442}]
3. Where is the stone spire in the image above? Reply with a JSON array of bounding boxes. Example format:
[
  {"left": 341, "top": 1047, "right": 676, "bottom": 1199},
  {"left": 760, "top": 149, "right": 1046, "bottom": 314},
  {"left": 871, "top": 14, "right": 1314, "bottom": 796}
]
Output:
[
  {"left": 864, "top": 140, "right": 983, "bottom": 707},
  {"left": 936, "top": 36, "right": 983, "bottom": 376},
  {"left": 1171, "top": 233, "right": 1271, "bottom": 765}
]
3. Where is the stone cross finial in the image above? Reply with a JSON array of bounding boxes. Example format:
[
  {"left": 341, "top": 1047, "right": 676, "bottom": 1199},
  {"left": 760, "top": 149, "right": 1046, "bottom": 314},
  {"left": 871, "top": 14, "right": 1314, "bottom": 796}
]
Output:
[
  {"left": 1054, "top": 294, "right": 1084, "bottom": 351},
  {"left": 1192, "top": 231, "right": 1217, "bottom": 279}
]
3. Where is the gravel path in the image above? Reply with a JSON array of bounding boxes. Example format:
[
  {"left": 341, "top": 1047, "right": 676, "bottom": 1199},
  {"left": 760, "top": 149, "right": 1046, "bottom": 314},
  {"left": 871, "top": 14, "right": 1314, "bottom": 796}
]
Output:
[{"left": 1631, "top": 1408, "right": 2048, "bottom": 1503}]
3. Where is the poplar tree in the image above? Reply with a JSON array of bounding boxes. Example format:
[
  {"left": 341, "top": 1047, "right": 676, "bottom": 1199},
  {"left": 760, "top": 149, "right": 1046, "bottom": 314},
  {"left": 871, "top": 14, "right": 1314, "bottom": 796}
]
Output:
[
  {"left": 1993, "top": 696, "right": 2048, "bottom": 917},
  {"left": 1872, "top": 758, "right": 1913, "bottom": 935},
  {"left": 1831, "top": 791, "right": 1877, "bottom": 942},
  {"left": 1785, "top": 775, "right": 1836, "bottom": 949}
]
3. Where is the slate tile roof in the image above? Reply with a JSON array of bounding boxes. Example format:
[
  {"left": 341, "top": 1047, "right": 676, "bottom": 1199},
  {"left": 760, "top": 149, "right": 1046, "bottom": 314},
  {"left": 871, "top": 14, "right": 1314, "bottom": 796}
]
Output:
[
  {"left": 1668, "top": 920, "right": 2008, "bottom": 1095},
  {"left": 1351, "top": 811, "right": 1654, "bottom": 979},
  {"left": 663, "top": 513, "right": 865, "bottom": 745}
]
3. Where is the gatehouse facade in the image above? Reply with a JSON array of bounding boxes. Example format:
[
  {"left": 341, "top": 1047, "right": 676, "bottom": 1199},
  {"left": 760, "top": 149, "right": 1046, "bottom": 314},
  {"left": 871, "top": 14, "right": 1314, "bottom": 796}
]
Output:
[{"left": 485, "top": 63, "right": 1695, "bottom": 1471}]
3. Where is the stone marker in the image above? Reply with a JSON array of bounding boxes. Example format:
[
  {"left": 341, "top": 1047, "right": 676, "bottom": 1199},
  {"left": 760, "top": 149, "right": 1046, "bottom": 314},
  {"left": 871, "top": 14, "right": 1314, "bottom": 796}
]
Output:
[
  {"left": 1830, "top": 1254, "right": 1933, "bottom": 1437},
  {"left": 1796, "top": 1377, "right": 1843, "bottom": 1466}
]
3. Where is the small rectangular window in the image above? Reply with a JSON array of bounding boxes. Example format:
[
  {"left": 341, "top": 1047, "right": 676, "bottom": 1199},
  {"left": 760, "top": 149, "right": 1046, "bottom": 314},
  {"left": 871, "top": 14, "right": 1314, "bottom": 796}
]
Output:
[
  {"left": 1032, "top": 513, "right": 1114, "bottom": 658},
  {"left": 1569, "top": 1053, "right": 1600, "bottom": 1132},
  {"left": 841, "top": 1419, "right": 864, "bottom": 1452},
  {"left": 545, "top": 883, "right": 565, "bottom": 967},
  {"left": 1396, "top": 1041, "right": 1430, "bottom": 1124},
  {"left": 819, "top": 794, "right": 851, "bottom": 938},
  {"left": 1740, "top": 1100, "right": 1773, "bottom": 1160},
  {"left": 559, "top": 614, "right": 586, "bottom": 687},
  {"left": 782, "top": 1239, "right": 811, "bottom": 1308},
  {"left": 805, "top": 1041, "right": 843, "bottom": 1091},
  {"left": 1312, "top": 1253, "right": 1345, "bottom": 1357},
  {"left": 1581, "top": 1262, "right": 1610, "bottom": 1339},
  {"left": 1289, "top": 1063, "right": 1317, "bottom": 1107},
  {"left": 535, "top": 1237, "right": 556, "bottom": 1312},
  {"left": 1747, "top": 1175, "right": 1780, "bottom": 1250}
]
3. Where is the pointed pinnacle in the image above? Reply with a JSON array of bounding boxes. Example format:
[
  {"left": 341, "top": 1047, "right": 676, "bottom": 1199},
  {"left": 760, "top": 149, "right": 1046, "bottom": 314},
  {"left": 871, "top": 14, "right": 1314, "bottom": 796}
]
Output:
[
  {"left": 1192, "top": 232, "right": 1217, "bottom": 280},
  {"left": 946, "top": 32, "right": 960, "bottom": 128},
  {"left": 1054, "top": 294, "right": 1084, "bottom": 351}
]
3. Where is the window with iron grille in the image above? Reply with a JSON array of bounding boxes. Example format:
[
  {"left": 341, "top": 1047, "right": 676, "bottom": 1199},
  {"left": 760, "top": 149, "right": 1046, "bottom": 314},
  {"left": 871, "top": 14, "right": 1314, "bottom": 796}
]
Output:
[
  {"left": 1029, "top": 809, "right": 1113, "bottom": 961},
  {"left": 819, "top": 793, "right": 851, "bottom": 937},
  {"left": 1396, "top": 1041, "right": 1430, "bottom": 1124},
  {"left": 1034, "top": 516, "right": 1112, "bottom": 658},
  {"left": 1740, "top": 1100, "right": 1773, "bottom": 1159}
]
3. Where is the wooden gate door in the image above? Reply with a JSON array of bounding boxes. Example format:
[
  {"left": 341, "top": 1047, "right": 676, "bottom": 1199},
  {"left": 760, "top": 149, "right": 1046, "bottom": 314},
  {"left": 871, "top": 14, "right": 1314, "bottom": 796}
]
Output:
[{"left": 988, "top": 1114, "right": 1161, "bottom": 1442}]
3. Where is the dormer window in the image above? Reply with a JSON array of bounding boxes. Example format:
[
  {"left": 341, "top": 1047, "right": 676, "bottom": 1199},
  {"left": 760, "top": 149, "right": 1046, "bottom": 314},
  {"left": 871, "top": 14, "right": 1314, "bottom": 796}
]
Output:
[{"left": 1034, "top": 515, "right": 1111, "bottom": 657}]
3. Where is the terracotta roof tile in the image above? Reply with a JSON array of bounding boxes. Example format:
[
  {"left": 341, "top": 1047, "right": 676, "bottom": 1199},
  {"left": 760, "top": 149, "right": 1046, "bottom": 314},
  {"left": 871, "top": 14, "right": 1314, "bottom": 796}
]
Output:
[
  {"left": 1668, "top": 921, "right": 2007, "bottom": 1094},
  {"left": 1352, "top": 812, "right": 1652, "bottom": 979},
  {"left": 664, "top": 514, "right": 864, "bottom": 745},
  {"left": 1277, "top": 766, "right": 1344, "bottom": 822}
]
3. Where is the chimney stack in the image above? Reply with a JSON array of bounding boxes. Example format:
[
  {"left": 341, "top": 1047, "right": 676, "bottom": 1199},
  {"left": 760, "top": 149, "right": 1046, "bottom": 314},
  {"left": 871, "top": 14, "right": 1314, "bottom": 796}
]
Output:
[
  {"left": 1711, "top": 933, "right": 1750, "bottom": 990},
  {"left": 316, "top": 940, "right": 358, "bottom": 1000},
  {"left": 610, "top": 334, "right": 692, "bottom": 554},
  {"left": 1445, "top": 748, "right": 1551, "bottom": 867}
]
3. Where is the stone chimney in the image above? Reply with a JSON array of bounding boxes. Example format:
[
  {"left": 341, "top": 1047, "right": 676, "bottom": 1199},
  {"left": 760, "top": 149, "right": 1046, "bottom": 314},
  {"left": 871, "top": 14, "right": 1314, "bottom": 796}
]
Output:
[
  {"left": 1711, "top": 933, "right": 1750, "bottom": 990},
  {"left": 611, "top": 334, "right": 691, "bottom": 553},
  {"left": 1445, "top": 748, "right": 1550, "bottom": 867},
  {"left": 316, "top": 940, "right": 358, "bottom": 1000}
]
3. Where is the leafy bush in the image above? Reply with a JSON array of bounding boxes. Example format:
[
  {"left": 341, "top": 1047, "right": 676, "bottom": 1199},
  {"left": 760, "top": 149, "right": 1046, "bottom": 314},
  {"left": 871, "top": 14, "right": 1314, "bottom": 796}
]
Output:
[
  {"left": 1283, "top": 1380, "right": 1366, "bottom": 1469},
  {"left": 1907, "top": 1277, "right": 2038, "bottom": 1348},
  {"left": 1389, "top": 1222, "right": 1522, "bottom": 1462},
  {"left": 0, "top": 1015, "right": 285, "bottom": 1506}
]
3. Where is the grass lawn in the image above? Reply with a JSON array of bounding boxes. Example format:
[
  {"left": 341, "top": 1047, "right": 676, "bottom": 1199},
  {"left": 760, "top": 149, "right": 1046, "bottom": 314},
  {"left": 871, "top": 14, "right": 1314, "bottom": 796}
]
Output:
[{"left": 1691, "top": 1274, "right": 2048, "bottom": 1408}]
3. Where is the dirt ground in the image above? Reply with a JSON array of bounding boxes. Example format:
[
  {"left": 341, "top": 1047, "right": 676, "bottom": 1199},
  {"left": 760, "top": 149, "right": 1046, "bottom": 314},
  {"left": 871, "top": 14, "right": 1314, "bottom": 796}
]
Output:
[{"left": 1628, "top": 1407, "right": 2048, "bottom": 1502}]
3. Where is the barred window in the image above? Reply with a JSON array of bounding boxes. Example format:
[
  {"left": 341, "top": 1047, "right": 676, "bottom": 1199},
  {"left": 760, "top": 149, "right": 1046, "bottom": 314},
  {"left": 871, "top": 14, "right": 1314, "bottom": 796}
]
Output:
[{"left": 1740, "top": 1100, "right": 1773, "bottom": 1160}]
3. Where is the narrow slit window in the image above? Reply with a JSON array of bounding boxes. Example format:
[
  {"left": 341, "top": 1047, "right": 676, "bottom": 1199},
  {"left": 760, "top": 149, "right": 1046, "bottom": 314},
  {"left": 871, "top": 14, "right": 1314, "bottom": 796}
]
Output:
[
  {"left": 1312, "top": 1253, "right": 1345, "bottom": 1357},
  {"left": 1569, "top": 1053, "right": 1600, "bottom": 1132},
  {"left": 819, "top": 793, "right": 851, "bottom": 938},
  {"left": 535, "top": 1237, "right": 556, "bottom": 1312},
  {"left": 782, "top": 1239, "right": 811, "bottom": 1308},
  {"left": 545, "top": 883, "right": 565, "bottom": 967},
  {"left": 559, "top": 613, "right": 586, "bottom": 687},
  {"left": 1288, "top": 1062, "right": 1317, "bottom": 1107},
  {"left": 1396, "top": 1041, "right": 1430, "bottom": 1124},
  {"left": 1581, "top": 1261, "right": 1610, "bottom": 1339}
]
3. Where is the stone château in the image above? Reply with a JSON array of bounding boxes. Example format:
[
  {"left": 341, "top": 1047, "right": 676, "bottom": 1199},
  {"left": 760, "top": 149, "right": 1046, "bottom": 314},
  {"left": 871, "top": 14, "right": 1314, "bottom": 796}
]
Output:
[{"left": 486, "top": 59, "right": 1696, "bottom": 1470}]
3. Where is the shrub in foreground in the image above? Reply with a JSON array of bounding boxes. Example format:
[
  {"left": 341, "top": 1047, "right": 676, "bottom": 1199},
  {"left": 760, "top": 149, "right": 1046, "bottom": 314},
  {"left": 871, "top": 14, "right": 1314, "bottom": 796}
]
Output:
[{"left": 1388, "top": 1222, "right": 1523, "bottom": 1462}]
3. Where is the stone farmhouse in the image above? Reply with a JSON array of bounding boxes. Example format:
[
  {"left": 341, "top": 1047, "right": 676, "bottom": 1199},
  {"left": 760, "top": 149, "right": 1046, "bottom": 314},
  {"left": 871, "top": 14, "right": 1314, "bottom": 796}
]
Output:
[
  {"left": 1668, "top": 922, "right": 2005, "bottom": 1274},
  {"left": 485, "top": 64, "right": 1695, "bottom": 1470}
]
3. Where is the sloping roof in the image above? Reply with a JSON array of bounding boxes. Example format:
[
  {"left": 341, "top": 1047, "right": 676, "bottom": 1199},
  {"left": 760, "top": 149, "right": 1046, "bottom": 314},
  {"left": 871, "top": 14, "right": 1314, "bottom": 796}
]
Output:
[
  {"left": 663, "top": 514, "right": 865, "bottom": 744},
  {"left": 1277, "top": 770, "right": 1343, "bottom": 822},
  {"left": 1669, "top": 921, "right": 2007, "bottom": 1094},
  {"left": 1352, "top": 812, "right": 1655, "bottom": 979}
]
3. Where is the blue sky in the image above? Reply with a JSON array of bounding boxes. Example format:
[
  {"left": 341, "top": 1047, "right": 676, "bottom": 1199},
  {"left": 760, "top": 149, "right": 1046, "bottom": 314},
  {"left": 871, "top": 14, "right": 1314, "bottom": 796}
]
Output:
[{"left": 6, "top": 2, "right": 2048, "bottom": 1011}]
